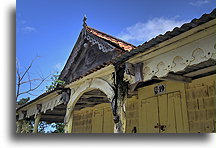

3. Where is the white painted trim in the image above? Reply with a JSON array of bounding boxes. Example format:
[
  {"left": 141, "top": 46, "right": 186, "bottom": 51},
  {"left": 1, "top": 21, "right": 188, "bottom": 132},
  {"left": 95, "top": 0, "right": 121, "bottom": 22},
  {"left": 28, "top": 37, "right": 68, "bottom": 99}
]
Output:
[{"left": 65, "top": 78, "right": 115, "bottom": 124}]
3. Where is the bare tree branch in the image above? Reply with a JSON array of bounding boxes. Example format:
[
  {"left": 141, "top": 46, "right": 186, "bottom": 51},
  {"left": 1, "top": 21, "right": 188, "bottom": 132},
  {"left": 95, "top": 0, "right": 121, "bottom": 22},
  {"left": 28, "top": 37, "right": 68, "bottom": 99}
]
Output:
[
  {"left": 19, "top": 78, "right": 42, "bottom": 85},
  {"left": 27, "top": 71, "right": 32, "bottom": 90},
  {"left": 16, "top": 56, "right": 50, "bottom": 101},
  {"left": 19, "top": 56, "right": 39, "bottom": 82},
  {"left": 17, "top": 74, "right": 51, "bottom": 97},
  {"left": 16, "top": 61, "right": 21, "bottom": 100},
  {"left": 27, "top": 92, "right": 39, "bottom": 97}
]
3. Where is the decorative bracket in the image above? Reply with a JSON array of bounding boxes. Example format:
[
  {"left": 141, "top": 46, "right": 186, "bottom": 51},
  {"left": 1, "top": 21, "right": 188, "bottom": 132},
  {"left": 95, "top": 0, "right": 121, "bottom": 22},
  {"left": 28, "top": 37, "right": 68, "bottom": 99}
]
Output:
[
  {"left": 36, "top": 104, "right": 42, "bottom": 112},
  {"left": 60, "top": 88, "right": 71, "bottom": 105},
  {"left": 22, "top": 110, "right": 27, "bottom": 119}
]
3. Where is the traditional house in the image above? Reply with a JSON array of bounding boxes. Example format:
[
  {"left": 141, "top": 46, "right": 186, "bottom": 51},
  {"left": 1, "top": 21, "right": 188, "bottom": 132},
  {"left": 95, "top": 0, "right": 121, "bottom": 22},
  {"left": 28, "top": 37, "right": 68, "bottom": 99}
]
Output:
[{"left": 16, "top": 9, "right": 216, "bottom": 133}]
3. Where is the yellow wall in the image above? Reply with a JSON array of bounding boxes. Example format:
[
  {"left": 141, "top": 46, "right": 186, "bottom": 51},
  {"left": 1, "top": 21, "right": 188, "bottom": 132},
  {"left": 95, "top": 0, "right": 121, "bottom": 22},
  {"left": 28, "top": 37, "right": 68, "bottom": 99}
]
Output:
[
  {"left": 71, "top": 74, "right": 215, "bottom": 133},
  {"left": 72, "top": 103, "right": 114, "bottom": 133},
  {"left": 185, "top": 74, "right": 216, "bottom": 133},
  {"left": 126, "top": 74, "right": 215, "bottom": 133}
]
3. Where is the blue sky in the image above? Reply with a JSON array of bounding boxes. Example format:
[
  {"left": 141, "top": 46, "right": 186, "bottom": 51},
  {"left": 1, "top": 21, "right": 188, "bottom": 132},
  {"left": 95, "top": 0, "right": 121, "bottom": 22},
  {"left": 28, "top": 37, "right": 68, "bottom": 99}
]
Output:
[{"left": 16, "top": 0, "right": 215, "bottom": 101}]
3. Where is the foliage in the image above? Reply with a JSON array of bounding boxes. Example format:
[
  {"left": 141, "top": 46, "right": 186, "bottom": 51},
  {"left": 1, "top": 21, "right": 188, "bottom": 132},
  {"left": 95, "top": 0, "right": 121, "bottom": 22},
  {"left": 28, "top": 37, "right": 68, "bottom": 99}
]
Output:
[
  {"left": 16, "top": 97, "right": 30, "bottom": 105},
  {"left": 16, "top": 120, "right": 33, "bottom": 133},
  {"left": 38, "top": 121, "right": 50, "bottom": 133},
  {"left": 45, "top": 72, "right": 65, "bottom": 92},
  {"left": 51, "top": 123, "right": 65, "bottom": 133},
  {"left": 37, "top": 122, "right": 65, "bottom": 133},
  {"left": 17, "top": 72, "right": 66, "bottom": 133},
  {"left": 16, "top": 97, "right": 32, "bottom": 133},
  {"left": 38, "top": 73, "right": 65, "bottom": 133}
]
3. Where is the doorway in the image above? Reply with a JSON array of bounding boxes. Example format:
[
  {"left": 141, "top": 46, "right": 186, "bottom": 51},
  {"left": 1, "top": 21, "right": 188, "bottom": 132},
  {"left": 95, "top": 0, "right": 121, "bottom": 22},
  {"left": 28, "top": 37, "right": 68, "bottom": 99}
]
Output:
[{"left": 138, "top": 81, "right": 189, "bottom": 133}]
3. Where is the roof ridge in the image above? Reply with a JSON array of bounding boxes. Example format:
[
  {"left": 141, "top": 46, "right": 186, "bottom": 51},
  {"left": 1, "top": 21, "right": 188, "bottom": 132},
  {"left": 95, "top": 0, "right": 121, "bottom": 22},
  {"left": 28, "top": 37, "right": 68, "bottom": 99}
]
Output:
[
  {"left": 114, "top": 8, "right": 216, "bottom": 64},
  {"left": 85, "top": 25, "right": 136, "bottom": 51}
]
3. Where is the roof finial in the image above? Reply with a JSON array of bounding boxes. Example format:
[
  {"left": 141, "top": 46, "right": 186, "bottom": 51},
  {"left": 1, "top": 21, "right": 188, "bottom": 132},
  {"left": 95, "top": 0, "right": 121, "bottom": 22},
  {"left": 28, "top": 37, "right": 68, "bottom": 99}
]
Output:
[{"left": 83, "top": 15, "right": 87, "bottom": 27}]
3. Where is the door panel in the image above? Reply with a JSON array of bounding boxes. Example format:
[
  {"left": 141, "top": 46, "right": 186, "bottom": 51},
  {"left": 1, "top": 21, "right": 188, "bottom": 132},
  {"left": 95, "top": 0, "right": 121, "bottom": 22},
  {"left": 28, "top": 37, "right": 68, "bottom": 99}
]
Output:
[
  {"left": 141, "top": 97, "right": 159, "bottom": 133},
  {"left": 158, "top": 94, "right": 168, "bottom": 133},
  {"left": 167, "top": 93, "right": 177, "bottom": 133},
  {"left": 173, "top": 92, "right": 184, "bottom": 133},
  {"left": 140, "top": 92, "right": 185, "bottom": 133}
]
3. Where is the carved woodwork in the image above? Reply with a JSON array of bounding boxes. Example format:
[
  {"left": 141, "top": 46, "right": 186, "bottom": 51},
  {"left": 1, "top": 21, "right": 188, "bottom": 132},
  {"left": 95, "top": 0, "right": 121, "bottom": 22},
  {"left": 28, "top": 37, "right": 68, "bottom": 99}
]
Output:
[{"left": 60, "top": 28, "right": 122, "bottom": 84}]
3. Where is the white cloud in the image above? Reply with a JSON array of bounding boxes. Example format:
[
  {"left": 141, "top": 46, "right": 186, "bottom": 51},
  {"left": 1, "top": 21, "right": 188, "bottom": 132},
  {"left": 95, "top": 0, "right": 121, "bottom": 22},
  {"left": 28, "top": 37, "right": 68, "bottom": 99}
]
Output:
[
  {"left": 21, "top": 26, "right": 36, "bottom": 33},
  {"left": 117, "top": 17, "right": 188, "bottom": 45},
  {"left": 189, "top": 0, "right": 210, "bottom": 7}
]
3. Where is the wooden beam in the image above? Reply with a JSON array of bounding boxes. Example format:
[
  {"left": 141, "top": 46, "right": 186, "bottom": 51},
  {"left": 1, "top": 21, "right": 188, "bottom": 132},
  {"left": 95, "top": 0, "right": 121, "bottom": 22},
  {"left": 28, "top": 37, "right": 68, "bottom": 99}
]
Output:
[
  {"left": 44, "top": 111, "right": 66, "bottom": 115},
  {"left": 155, "top": 73, "right": 192, "bottom": 83},
  {"left": 43, "top": 119, "right": 64, "bottom": 123},
  {"left": 41, "top": 115, "right": 64, "bottom": 122},
  {"left": 77, "top": 98, "right": 109, "bottom": 104},
  {"left": 184, "top": 65, "right": 216, "bottom": 77},
  {"left": 74, "top": 104, "right": 99, "bottom": 110},
  {"left": 81, "top": 94, "right": 106, "bottom": 98},
  {"left": 41, "top": 114, "right": 64, "bottom": 118}
]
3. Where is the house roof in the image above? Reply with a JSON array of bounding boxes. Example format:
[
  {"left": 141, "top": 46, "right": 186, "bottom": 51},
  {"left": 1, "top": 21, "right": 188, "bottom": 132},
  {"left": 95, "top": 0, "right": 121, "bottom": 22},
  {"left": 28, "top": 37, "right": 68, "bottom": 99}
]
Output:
[
  {"left": 85, "top": 26, "right": 136, "bottom": 51},
  {"left": 63, "top": 26, "right": 136, "bottom": 82},
  {"left": 114, "top": 8, "right": 216, "bottom": 64},
  {"left": 59, "top": 24, "right": 136, "bottom": 84}
]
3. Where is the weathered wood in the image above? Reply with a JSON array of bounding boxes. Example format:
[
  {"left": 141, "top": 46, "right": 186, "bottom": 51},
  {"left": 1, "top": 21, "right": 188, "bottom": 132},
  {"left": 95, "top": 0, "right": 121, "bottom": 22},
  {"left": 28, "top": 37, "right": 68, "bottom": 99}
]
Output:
[
  {"left": 40, "top": 115, "right": 64, "bottom": 123},
  {"left": 33, "top": 113, "right": 41, "bottom": 133},
  {"left": 41, "top": 115, "right": 64, "bottom": 119},
  {"left": 184, "top": 65, "right": 216, "bottom": 77},
  {"left": 74, "top": 104, "right": 100, "bottom": 110},
  {"left": 59, "top": 29, "right": 122, "bottom": 84},
  {"left": 36, "top": 104, "right": 42, "bottom": 111},
  {"left": 112, "top": 64, "right": 128, "bottom": 133},
  {"left": 60, "top": 88, "right": 71, "bottom": 105},
  {"left": 44, "top": 110, "right": 66, "bottom": 115},
  {"left": 81, "top": 94, "right": 107, "bottom": 98},
  {"left": 155, "top": 73, "right": 192, "bottom": 83},
  {"left": 125, "top": 62, "right": 135, "bottom": 76},
  {"left": 78, "top": 97, "right": 109, "bottom": 103},
  {"left": 134, "top": 62, "right": 143, "bottom": 82},
  {"left": 66, "top": 111, "right": 73, "bottom": 133}
]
